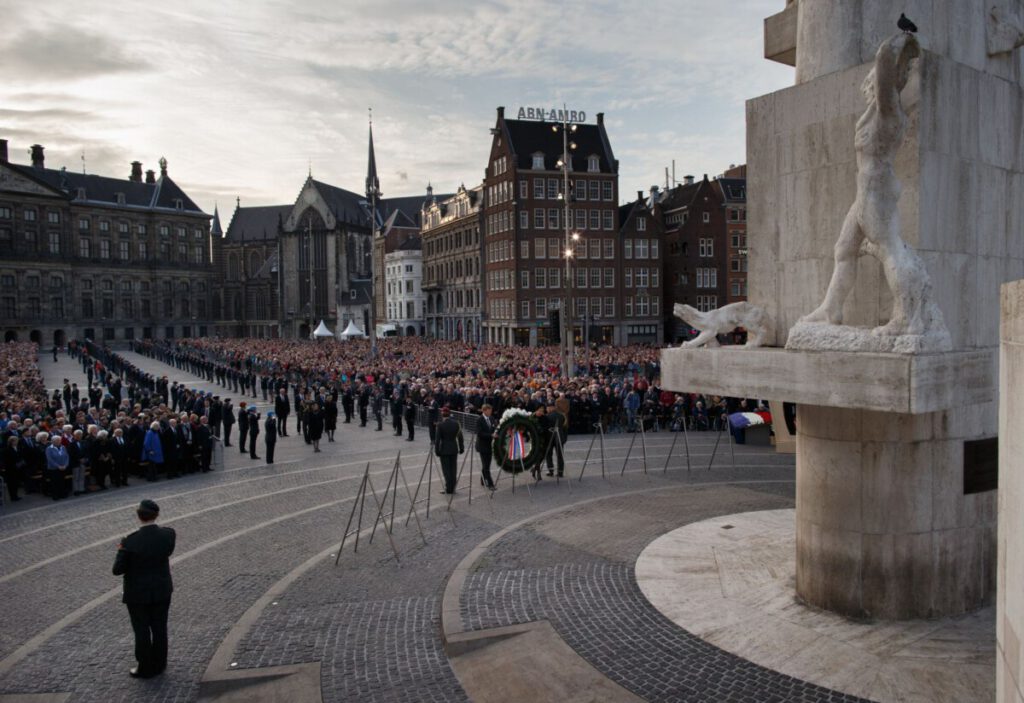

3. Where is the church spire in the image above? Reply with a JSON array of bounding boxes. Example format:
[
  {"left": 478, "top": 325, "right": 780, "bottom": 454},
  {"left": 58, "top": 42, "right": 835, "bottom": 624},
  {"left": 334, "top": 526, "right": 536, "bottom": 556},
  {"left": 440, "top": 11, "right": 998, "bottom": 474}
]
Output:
[
  {"left": 211, "top": 204, "right": 223, "bottom": 238},
  {"left": 366, "top": 108, "right": 381, "bottom": 200}
]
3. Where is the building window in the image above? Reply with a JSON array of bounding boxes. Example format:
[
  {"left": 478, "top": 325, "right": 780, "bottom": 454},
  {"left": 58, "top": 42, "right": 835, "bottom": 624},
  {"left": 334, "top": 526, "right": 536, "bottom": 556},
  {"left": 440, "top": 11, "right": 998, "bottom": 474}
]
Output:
[
  {"left": 546, "top": 178, "right": 558, "bottom": 200},
  {"left": 651, "top": 240, "right": 659, "bottom": 258},
  {"left": 637, "top": 217, "right": 646, "bottom": 232},
  {"left": 79, "top": 238, "right": 91, "bottom": 258},
  {"left": 625, "top": 297, "right": 632, "bottom": 317},
  {"left": 588, "top": 155, "right": 599, "bottom": 172},
  {"left": 536, "top": 268, "right": 547, "bottom": 288},
  {"left": 48, "top": 232, "right": 60, "bottom": 254},
  {"left": 589, "top": 268, "right": 601, "bottom": 288},
  {"left": 602, "top": 210, "right": 613, "bottom": 230},
  {"left": 24, "top": 230, "right": 36, "bottom": 251},
  {"left": 604, "top": 268, "right": 614, "bottom": 288},
  {"left": 699, "top": 238, "right": 713, "bottom": 257},
  {"left": 534, "top": 208, "right": 545, "bottom": 229},
  {"left": 536, "top": 298, "right": 547, "bottom": 318},
  {"left": 119, "top": 241, "right": 129, "bottom": 260},
  {"left": 23, "top": 209, "right": 36, "bottom": 222},
  {"left": 520, "top": 240, "right": 530, "bottom": 259},
  {"left": 549, "top": 267, "right": 560, "bottom": 288},
  {"left": 137, "top": 224, "right": 147, "bottom": 235},
  {"left": 532, "top": 154, "right": 544, "bottom": 170},
  {"left": 624, "top": 240, "right": 632, "bottom": 259},
  {"left": 535, "top": 239, "right": 546, "bottom": 259},
  {"left": 625, "top": 268, "right": 633, "bottom": 287},
  {"left": 548, "top": 238, "right": 560, "bottom": 259},
  {"left": 138, "top": 241, "right": 147, "bottom": 260},
  {"left": 118, "top": 222, "right": 129, "bottom": 234},
  {"left": 602, "top": 182, "right": 613, "bottom": 201},
  {"left": 588, "top": 239, "right": 600, "bottom": 259},
  {"left": 159, "top": 225, "right": 169, "bottom": 237},
  {"left": 604, "top": 297, "right": 614, "bottom": 317},
  {"left": 702, "top": 211, "right": 710, "bottom": 223},
  {"left": 177, "top": 243, "right": 186, "bottom": 260},
  {"left": 47, "top": 211, "right": 60, "bottom": 224},
  {"left": 548, "top": 208, "right": 559, "bottom": 229},
  {"left": 194, "top": 247, "right": 203, "bottom": 264},
  {"left": 589, "top": 210, "right": 600, "bottom": 230},
  {"left": 521, "top": 300, "right": 530, "bottom": 319},
  {"left": 0, "top": 228, "right": 9, "bottom": 242},
  {"left": 99, "top": 240, "right": 110, "bottom": 259},
  {"left": 519, "top": 210, "right": 529, "bottom": 229},
  {"left": 589, "top": 181, "right": 600, "bottom": 201},
  {"left": 519, "top": 180, "right": 528, "bottom": 199},
  {"left": 636, "top": 240, "right": 649, "bottom": 259},
  {"left": 521, "top": 270, "right": 530, "bottom": 289},
  {"left": 636, "top": 268, "right": 649, "bottom": 288},
  {"left": 99, "top": 220, "right": 109, "bottom": 232},
  {"left": 0, "top": 207, "right": 10, "bottom": 219},
  {"left": 576, "top": 267, "right": 587, "bottom": 288},
  {"left": 82, "top": 297, "right": 94, "bottom": 317}
]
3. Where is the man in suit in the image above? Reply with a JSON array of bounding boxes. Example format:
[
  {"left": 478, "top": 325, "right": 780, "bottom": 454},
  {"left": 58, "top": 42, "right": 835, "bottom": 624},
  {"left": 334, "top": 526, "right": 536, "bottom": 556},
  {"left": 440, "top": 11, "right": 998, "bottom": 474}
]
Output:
[
  {"left": 403, "top": 397, "right": 416, "bottom": 442},
  {"left": 111, "top": 428, "right": 130, "bottom": 486},
  {"left": 475, "top": 404, "right": 497, "bottom": 490},
  {"left": 237, "top": 402, "right": 248, "bottom": 454},
  {"left": 264, "top": 411, "right": 277, "bottom": 464},
  {"left": 195, "top": 417, "right": 213, "bottom": 473},
  {"left": 274, "top": 390, "right": 290, "bottom": 437},
  {"left": 545, "top": 404, "right": 568, "bottom": 477},
  {"left": 434, "top": 407, "right": 464, "bottom": 494},
  {"left": 112, "top": 500, "right": 175, "bottom": 678},
  {"left": 221, "top": 398, "right": 234, "bottom": 447}
]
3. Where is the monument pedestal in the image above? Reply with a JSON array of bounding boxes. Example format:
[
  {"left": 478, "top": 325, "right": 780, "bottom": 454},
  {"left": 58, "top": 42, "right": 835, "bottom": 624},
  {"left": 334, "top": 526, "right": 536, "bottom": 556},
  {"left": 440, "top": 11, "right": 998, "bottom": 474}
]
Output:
[{"left": 662, "top": 346, "right": 997, "bottom": 619}]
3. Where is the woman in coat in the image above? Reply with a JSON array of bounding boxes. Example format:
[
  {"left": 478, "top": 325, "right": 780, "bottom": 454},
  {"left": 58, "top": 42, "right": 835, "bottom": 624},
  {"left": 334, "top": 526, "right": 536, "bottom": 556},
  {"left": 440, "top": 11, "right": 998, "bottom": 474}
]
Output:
[
  {"left": 323, "top": 393, "right": 338, "bottom": 442},
  {"left": 142, "top": 421, "right": 164, "bottom": 482},
  {"left": 306, "top": 400, "right": 325, "bottom": 453}
]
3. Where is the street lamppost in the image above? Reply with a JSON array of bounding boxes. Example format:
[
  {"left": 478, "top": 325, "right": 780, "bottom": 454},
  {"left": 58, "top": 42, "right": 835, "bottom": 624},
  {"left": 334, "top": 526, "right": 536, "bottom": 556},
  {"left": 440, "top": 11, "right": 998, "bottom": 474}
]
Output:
[{"left": 553, "top": 108, "right": 578, "bottom": 378}]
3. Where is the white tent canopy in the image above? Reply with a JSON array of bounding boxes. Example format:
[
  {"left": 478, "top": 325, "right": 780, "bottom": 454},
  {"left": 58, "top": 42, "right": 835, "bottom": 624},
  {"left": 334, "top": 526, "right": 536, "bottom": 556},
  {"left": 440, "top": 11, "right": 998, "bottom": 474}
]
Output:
[
  {"left": 339, "top": 320, "right": 367, "bottom": 339},
  {"left": 312, "top": 320, "right": 334, "bottom": 338}
]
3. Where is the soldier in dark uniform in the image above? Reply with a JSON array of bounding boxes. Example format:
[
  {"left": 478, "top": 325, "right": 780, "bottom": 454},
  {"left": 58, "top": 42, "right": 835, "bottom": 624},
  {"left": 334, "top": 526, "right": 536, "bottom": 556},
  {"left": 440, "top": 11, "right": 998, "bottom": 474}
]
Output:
[
  {"left": 264, "top": 411, "right": 277, "bottom": 464},
  {"left": 248, "top": 408, "right": 260, "bottom": 460},
  {"left": 434, "top": 407, "right": 464, "bottom": 493},
  {"left": 324, "top": 393, "right": 338, "bottom": 442},
  {"left": 391, "top": 392, "right": 403, "bottom": 436},
  {"left": 427, "top": 395, "right": 440, "bottom": 444},
  {"left": 209, "top": 397, "right": 222, "bottom": 438},
  {"left": 372, "top": 388, "right": 384, "bottom": 431},
  {"left": 237, "top": 402, "right": 248, "bottom": 454},
  {"left": 545, "top": 404, "right": 567, "bottom": 477},
  {"left": 221, "top": 398, "right": 234, "bottom": 447},
  {"left": 475, "top": 404, "right": 497, "bottom": 489},
  {"left": 113, "top": 499, "right": 175, "bottom": 678},
  {"left": 196, "top": 417, "right": 213, "bottom": 473}
]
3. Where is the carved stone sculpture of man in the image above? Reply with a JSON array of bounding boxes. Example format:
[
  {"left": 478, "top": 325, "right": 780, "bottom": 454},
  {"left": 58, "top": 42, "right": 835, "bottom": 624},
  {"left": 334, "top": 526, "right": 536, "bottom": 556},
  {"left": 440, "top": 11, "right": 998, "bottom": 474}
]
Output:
[{"left": 797, "top": 32, "right": 949, "bottom": 349}]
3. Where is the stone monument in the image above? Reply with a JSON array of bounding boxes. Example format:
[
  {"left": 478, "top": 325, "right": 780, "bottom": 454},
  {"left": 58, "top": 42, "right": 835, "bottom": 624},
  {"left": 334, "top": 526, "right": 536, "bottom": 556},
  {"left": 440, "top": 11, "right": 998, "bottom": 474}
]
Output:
[{"left": 662, "top": 0, "right": 1024, "bottom": 620}]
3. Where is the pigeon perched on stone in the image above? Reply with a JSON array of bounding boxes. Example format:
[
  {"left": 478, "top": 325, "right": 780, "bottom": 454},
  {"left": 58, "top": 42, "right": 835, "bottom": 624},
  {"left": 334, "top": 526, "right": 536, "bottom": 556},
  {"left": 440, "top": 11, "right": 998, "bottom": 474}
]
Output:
[{"left": 898, "top": 13, "right": 918, "bottom": 33}]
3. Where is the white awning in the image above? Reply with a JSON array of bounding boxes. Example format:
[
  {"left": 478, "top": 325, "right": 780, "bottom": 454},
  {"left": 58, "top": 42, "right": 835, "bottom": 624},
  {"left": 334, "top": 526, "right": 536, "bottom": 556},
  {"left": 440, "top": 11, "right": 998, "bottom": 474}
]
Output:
[{"left": 312, "top": 320, "right": 334, "bottom": 337}]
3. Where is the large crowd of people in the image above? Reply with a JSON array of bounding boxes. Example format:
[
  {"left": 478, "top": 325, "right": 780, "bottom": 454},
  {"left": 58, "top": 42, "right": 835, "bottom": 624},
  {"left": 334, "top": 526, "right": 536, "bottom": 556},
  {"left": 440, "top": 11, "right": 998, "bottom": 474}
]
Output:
[
  {"left": 0, "top": 341, "right": 219, "bottom": 504},
  {"left": 0, "top": 335, "right": 763, "bottom": 506}
]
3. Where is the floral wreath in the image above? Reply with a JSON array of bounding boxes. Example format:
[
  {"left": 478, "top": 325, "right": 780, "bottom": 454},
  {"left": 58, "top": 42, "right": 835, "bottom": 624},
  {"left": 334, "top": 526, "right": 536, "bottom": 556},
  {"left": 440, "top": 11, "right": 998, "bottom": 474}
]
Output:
[{"left": 492, "top": 408, "right": 544, "bottom": 473}]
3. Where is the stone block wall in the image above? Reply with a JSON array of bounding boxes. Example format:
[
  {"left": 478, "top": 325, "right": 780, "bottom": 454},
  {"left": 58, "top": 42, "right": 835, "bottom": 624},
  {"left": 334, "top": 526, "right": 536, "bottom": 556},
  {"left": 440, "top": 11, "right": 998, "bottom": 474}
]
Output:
[{"left": 998, "top": 279, "right": 1024, "bottom": 703}]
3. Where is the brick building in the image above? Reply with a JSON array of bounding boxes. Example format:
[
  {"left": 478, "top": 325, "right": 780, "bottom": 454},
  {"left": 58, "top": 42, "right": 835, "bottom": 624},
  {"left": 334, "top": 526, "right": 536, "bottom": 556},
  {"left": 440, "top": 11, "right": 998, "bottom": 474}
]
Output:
[
  {"left": 480, "top": 106, "right": 660, "bottom": 346},
  {"left": 0, "top": 139, "right": 216, "bottom": 345},
  {"left": 421, "top": 184, "right": 484, "bottom": 342},
  {"left": 716, "top": 164, "right": 747, "bottom": 303}
]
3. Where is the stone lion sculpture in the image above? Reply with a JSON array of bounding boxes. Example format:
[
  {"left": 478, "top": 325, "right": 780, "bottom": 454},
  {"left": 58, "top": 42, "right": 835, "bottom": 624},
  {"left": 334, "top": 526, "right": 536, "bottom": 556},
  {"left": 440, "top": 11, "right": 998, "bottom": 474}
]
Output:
[{"left": 674, "top": 302, "right": 773, "bottom": 348}]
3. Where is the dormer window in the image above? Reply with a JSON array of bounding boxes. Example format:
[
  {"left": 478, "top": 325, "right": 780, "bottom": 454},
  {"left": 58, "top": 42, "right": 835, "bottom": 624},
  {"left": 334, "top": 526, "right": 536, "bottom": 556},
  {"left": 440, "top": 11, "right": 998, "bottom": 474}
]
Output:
[
  {"left": 116, "top": 193, "right": 126, "bottom": 205},
  {"left": 350, "top": 289, "right": 357, "bottom": 301},
  {"left": 76, "top": 187, "right": 86, "bottom": 200},
  {"left": 587, "top": 155, "right": 600, "bottom": 172},
  {"left": 175, "top": 199, "right": 183, "bottom": 210},
  {"left": 532, "top": 153, "right": 545, "bottom": 170}
]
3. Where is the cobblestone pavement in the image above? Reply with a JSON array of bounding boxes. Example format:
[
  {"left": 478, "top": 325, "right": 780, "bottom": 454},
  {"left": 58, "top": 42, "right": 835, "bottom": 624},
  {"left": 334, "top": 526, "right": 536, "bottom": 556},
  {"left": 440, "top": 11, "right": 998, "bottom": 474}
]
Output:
[
  {"left": 458, "top": 487, "right": 870, "bottom": 703},
  {"left": 0, "top": 349, "right": 814, "bottom": 702}
]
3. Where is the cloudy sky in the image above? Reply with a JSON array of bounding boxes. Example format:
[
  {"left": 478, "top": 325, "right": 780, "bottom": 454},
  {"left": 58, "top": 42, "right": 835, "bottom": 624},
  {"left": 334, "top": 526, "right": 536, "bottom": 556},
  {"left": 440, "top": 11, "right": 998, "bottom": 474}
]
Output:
[{"left": 0, "top": 0, "right": 793, "bottom": 217}]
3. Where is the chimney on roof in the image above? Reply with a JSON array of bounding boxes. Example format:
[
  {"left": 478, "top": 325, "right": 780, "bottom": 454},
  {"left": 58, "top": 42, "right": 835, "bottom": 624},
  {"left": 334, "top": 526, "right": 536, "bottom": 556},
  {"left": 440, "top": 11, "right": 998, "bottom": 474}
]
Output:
[
  {"left": 637, "top": 190, "right": 644, "bottom": 201},
  {"left": 145, "top": 169, "right": 156, "bottom": 184},
  {"left": 596, "top": 112, "right": 604, "bottom": 125},
  {"left": 650, "top": 185, "right": 659, "bottom": 204},
  {"left": 130, "top": 161, "right": 143, "bottom": 182},
  {"left": 30, "top": 144, "right": 44, "bottom": 169},
  {"left": 684, "top": 175, "right": 695, "bottom": 185},
  {"left": 0, "top": 139, "right": 7, "bottom": 163},
  {"left": 497, "top": 106, "right": 504, "bottom": 120}
]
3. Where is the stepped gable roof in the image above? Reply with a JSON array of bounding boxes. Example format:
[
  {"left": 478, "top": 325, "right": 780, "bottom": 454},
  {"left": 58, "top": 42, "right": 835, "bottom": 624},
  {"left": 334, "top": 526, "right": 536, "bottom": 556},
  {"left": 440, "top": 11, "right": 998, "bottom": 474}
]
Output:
[
  {"left": 503, "top": 119, "right": 616, "bottom": 173},
  {"left": 224, "top": 204, "right": 290, "bottom": 242}
]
